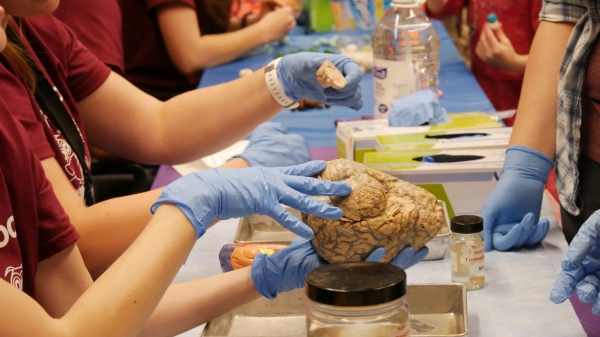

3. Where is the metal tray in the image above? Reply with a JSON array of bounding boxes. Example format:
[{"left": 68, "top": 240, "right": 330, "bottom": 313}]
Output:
[
  {"left": 234, "top": 207, "right": 301, "bottom": 243},
  {"left": 235, "top": 202, "right": 452, "bottom": 261},
  {"left": 202, "top": 284, "right": 468, "bottom": 337}
]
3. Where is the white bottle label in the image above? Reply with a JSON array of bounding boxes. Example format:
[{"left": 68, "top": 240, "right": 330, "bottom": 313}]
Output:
[
  {"left": 373, "top": 57, "right": 417, "bottom": 119},
  {"left": 460, "top": 240, "right": 485, "bottom": 275}
]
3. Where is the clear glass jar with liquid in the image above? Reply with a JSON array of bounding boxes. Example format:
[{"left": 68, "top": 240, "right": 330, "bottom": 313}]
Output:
[
  {"left": 306, "top": 262, "right": 410, "bottom": 337},
  {"left": 450, "top": 215, "right": 485, "bottom": 290}
]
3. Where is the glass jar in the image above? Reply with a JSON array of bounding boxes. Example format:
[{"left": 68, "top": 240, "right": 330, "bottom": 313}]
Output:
[
  {"left": 450, "top": 215, "right": 485, "bottom": 291},
  {"left": 305, "top": 262, "right": 410, "bottom": 337}
]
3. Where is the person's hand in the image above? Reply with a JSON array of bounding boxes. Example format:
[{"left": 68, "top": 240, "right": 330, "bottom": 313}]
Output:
[
  {"left": 481, "top": 146, "right": 553, "bottom": 252},
  {"left": 259, "top": 0, "right": 288, "bottom": 17},
  {"left": 475, "top": 24, "right": 527, "bottom": 73},
  {"left": 234, "top": 122, "right": 310, "bottom": 167},
  {"left": 256, "top": 6, "right": 295, "bottom": 42},
  {"left": 278, "top": 53, "right": 363, "bottom": 110},
  {"left": 551, "top": 211, "right": 600, "bottom": 315},
  {"left": 151, "top": 161, "right": 351, "bottom": 239},
  {"left": 251, "top": 239, "right": 428, "bottom": 299}
]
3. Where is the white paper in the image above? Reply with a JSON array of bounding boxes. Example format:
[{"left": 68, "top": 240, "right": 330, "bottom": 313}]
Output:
[{"left": 172, "top": 140, "right": 250, "bottom": 176}]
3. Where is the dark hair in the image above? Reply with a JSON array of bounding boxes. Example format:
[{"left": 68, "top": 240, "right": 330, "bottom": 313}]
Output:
[
  {"left": 3, "top": 19, "right": 36, "bottom": 91},
  {"left": 200, "top": 0, "right": 235, "bottom": 35}
]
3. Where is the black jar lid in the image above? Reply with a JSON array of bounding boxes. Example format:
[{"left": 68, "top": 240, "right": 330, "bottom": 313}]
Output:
[
  {"left": 305, "top": 262, "right": 407, "bottom": 307},
  {"left": 450, "top": 215, "right": 484, "bottom": 234}
]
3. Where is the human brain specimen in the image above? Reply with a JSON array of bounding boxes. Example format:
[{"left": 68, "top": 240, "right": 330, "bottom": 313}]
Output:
[{"left": 303, "top": 159, "right": 444, "bottom": 263}]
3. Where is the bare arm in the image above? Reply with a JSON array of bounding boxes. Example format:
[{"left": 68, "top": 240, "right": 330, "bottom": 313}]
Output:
[
  {"left": 78, "top": 71, "right": 280, "bottom": 165},
  {"left": 30, "top": 210, "right": 261, "bottom": 337},
  {"left": 425, "top": 0, "right": 448, "bottom": 15},
  {"left": 509, "top": 21, "right": 575, "bottom": 158},
  {"left": 156, "top": 3, "right": 294, "bottom": 74},
  {"left": 1, "top": 205, "right": 197, "bottom": 337},
  {"left": 40, "top": 156, "right": 250, "bottom": 278}
]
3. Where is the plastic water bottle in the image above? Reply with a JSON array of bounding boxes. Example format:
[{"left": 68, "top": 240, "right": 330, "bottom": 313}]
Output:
[{"left": 372, "top": 0, "right": 440, "bottom": 119}]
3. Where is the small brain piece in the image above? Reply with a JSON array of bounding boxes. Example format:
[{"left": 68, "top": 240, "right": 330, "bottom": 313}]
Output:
[
  {"left": 303, "top": 159, "right": 444, "bottom": 263},
  {"left": 316, "top": 60, "right": 347, "bottom": 89}
]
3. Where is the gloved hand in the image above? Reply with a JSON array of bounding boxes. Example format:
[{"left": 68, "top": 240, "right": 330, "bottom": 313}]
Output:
[
  {"left": 389, "top": 89, "right": 451, "bottom": 127},
  {"left": 551, "top": 211, "right": 600, "bottom": 315},
  {"left": 278, "top": 52, "right": 363, "bottom": 110},
  {"left": 480, "top": 146, "right": 553, "bottom": 252},
  {"left": 234, "top": 122, "right": 310, "bottom": 167},
  {"left": 151, "top": 161, "right": 351, "bottom": 239},
  {"left": 251, "top": 239, "right": 429, "bottom": 299}
]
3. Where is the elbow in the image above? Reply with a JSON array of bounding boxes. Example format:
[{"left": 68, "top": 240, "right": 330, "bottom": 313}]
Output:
[{"left": 170, "top": 53, "right": 209, "bottom": 76}]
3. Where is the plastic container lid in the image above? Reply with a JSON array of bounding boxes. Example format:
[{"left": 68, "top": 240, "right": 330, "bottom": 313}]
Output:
[
  {"left": 391, "top": 0, "right": 423, "bottom": 7},
  {"left": 450, "top": 215, "right": 484, "bottom": 234},
  {"left": 305, "top": 262, "right": 407, "bottom": 307},
  {"left": 487, "top": 13, "right": 498, "bottom": 23}
]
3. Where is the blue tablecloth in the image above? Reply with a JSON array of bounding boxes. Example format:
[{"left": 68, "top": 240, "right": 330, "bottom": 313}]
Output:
[{"left": 198, "top": 21, "right": 494, "bottom": 149}]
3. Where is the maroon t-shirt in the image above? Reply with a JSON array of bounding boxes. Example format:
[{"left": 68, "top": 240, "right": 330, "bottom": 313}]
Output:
[
  {"left": 53, "top": 0, "right": 125, "bottom": 73},
  {"left": 121, "top": 0, "right": 210, "bottom": 96},
  {"left": 0, "top": 98, "right": 79, "bottom": 297},
  {"left": 0, "top": 16, "right": 111, "bottom": 201},
  {"left": 581, "top": 40, "right": 600, "bottom": 164}
]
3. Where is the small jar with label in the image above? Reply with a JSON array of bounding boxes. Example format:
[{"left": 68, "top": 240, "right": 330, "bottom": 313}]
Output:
[
  {"left": 450, "top": 215, "right": 485, "bottom": 290},
  {"left": 305, "top": 262, "right": 410, "bottom": 337}
]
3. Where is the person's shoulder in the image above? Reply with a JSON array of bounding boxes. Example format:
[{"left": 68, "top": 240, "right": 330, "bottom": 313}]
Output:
[{"left": 24, "top": 15, "right": 77, "bottom": 46}]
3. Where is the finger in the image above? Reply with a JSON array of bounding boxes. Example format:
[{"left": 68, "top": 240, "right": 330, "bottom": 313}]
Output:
[
  {"left": 405, "top": 247, "right": 429, "bottom": 269},
  {"left": 495, "top": 26, "right": 510, "bottom": 44},
  {"left": 550, "top": 267, "right": 587, "bottom": 303},
  {"left": 562, "top": 211, "right": 600, "bottom": 271},
  {"left": 492, "top": 224, "right": 524, "bottom": 251},
  {"left": 478, "top": 30, "right": 492, "bottom": 54},
  {"left": 268, "top": 205, "right": 314, "bottom": 239},
  {"left": 576, "top": 273, "right": 600, "bottom": 303},
  {"left": 341, "top": 63, "right": 362, "bottom": 86},
  {"left": 482, "top": 25, "right": 499, "bottom": 46},
  {"left": 524, "top": 218, "right": 550, "bottom": 246},
  {"left": 366, "top": 247, "right": 386, "bottom": 262},
  {"left": 550, "top": 271, "right": 578, "bottom": 303},
  {"left": 291, "top": 237, "right": 309, "bottom": 246},
  {"left": 278, "top": 187, "right": 344, "bottom": 220},
  {"left": 390, "top": 247, "right": 415, "bottom": 268},
  {"left": 481, "top": 212, "right": 496, "bottom": 252},
  {"left": 513, "top": 213, "right": 537, "bottom": 248},
  {"left": 350, "top": 98, "right": 364, "bottom": 111},
  {"left": 283, "top": 175, "right": 352, "bottom": 196},
  {"left": 303, "top": 55, "right": 326, "bottom": 72},
  {"left": 593, "top": 295, "right": 600, "bottom": 315},
  {"left": 275, "top": 160, "right": 327, "bottom": 176}
]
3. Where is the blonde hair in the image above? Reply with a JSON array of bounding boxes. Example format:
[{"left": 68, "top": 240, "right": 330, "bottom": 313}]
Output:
[{"left": 3, "top": 19, "right": 36, "bottom": 91}]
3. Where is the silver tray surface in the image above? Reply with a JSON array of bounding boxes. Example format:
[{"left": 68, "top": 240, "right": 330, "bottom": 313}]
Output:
[
  {"left": 202, "top": 284, "right": 467, "bottom": 337},
  {"left": 234, "top": 202, "right": 452, "bottom": 261},
  {"left": 234, "top": 207, "right": 301, "bottom": 244}
]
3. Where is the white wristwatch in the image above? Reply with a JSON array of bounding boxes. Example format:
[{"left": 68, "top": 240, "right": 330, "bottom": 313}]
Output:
[{"left": 264, "top": 58, "right": 299, "bottom": 109}]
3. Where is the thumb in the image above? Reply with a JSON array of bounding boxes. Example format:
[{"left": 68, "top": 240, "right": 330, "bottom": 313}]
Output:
[
  {"left": 495, "top": 25, "right": 510, "bottom": 44},
  {"left": 481, "top": 212, "right": 496, "bottom": 252},
  {"left": 304, "top": 55, "right": 325, "bottom": 72}
]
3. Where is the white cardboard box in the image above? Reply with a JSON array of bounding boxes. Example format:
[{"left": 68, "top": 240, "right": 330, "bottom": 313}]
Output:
[
  {"left": 336, "top": 112, "right": 503, "bottom": 163},
  {"left": 364, "top": 149, "right": 505, "bottom": 217},
  {"left": 376, "top": 127, "right": 512, "bottom": 152}
]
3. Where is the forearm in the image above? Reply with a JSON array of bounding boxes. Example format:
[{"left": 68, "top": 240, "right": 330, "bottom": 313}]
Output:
[
  {"left": 508, "top": 54, "right": 528, "bottom": 74},
  {"left": 138, "top": 268, "right": 261, "bottom": 337},
  {"left": 185, "top": 24, "right": 269, "bottom": 70},
  {"left": 74, "top": 188, "right": 163, "bottom": 278},
  {"left": 157, "top": 69, "right": 281, "bottom": 163},
  {"left": 56, "top": 205, "right": 196, "bottom": 337},
  {"left": 509, "top": 21, "right": 574, "bottom": 158}
]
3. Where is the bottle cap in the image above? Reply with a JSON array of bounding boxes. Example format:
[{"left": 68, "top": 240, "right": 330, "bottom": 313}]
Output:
[
  {"left": 450, "top": 215, "right": 483, "bottom": 234},
  {"left": 392, "top": 0, "right": 422, "bottom": 8},
  {"left": 487, "top": 13, "right": 498, "bottom": 24},
  {"left": 306, "top": 262, "right": 407, "bottom": 307}
]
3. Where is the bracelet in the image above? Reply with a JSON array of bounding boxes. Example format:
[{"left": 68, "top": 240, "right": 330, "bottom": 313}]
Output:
[
  {"left": 264, "top": 58, "right": 299, "bottom": 109},
  {"left": 241, "top": 12, "right": 253, "bottom": 28}
]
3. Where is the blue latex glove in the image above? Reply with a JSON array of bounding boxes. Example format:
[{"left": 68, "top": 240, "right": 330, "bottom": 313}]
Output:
[
  {"left": 278, "top": 52, "right": 363, "bottom": 110},
  {"left": 234, "top": 122, "right": 310, "bottom": 167},
  {"left": 389, "top": 89, "right": 451, "bottom": 127},
  {"left": 551, "top": 211, "right": 600, "bottom": 315},
  {"left": 251, "top": 239, "right": 429, "bottom": 299},
  {"left": 151, "top": 161, "right": 351, "bottom": 239},
  {"left": 480, "top": 146, "right": 553, "bottom": 252}
]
